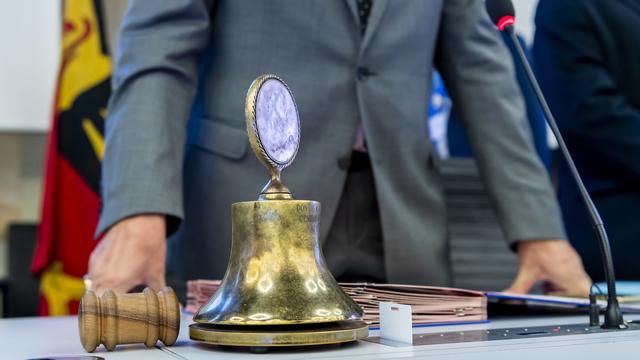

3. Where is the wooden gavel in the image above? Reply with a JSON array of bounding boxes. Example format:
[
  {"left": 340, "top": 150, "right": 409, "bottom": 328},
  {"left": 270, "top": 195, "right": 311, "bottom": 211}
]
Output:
[{"left": 78, "top": 287, "right": 180, "bottom": 352}]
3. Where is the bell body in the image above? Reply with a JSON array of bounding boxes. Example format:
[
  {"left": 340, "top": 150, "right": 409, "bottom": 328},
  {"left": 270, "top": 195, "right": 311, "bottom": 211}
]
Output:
[{"left": 194, "top": 199, "right": 363, "bottom": 325}]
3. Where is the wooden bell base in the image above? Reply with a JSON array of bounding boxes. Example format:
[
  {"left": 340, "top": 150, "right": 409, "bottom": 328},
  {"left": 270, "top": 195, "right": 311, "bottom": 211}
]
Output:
[{"left": 189, "top": 320, "right": 369, "bottom": 347}]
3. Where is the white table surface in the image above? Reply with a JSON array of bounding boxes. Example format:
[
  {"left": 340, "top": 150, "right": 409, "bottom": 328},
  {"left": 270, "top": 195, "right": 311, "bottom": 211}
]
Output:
[{"left": 3, "top": 313, "right": 640, "bottom": 360}]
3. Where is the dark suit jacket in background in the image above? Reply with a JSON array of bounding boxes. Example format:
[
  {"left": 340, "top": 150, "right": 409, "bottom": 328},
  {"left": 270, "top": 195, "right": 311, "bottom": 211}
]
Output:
[
  {"left": 534, "top": 0, "right": 640, "bottom": 281},
  {"left": 98, "top": 0, "right": 565, "bottom": 288}
]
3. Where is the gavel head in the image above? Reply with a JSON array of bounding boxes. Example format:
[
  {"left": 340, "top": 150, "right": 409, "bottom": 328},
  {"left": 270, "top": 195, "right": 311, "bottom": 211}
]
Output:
[{"left": 78, "top": 287, "right": 180, "bottom": 352}]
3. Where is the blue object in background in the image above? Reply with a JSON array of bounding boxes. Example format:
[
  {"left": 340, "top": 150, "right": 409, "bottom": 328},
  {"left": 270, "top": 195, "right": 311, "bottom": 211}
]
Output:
[
  {"left": 427, "top": 72, "right": 452, "bottom": 158},
  {"left": 594, "top": 282, "right": 640, "bottom": 297}
]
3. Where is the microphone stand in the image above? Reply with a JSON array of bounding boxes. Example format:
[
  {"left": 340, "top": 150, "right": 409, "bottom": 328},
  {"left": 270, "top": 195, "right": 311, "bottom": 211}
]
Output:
[{"left": 503, "top": 25, "right": 625, "bottom": 329}]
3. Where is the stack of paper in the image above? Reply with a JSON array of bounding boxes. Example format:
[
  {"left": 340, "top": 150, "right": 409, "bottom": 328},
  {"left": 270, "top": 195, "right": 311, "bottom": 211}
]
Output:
[
  {"left": 185, "top": 280, "right": 487, "bottom": 326},
  {"left": 186, "top": 279, "right": 221, "bottom": 314},
  {"left": 340, "top": 283, "right": 486, "bottom": 326}
]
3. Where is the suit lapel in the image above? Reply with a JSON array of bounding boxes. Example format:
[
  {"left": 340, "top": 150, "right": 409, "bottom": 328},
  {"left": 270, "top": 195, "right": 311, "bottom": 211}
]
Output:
[
  {"left": 360, "top": 0, "right": 388, "bottom": 54},
  {"left": 344, "top": 0, "right": 360, "bottom": 29}
]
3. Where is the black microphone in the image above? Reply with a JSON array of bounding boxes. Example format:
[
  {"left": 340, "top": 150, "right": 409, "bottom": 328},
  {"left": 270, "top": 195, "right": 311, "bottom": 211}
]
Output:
[{"left": 485, "top": 0, "right": 625, "bottom": 329}]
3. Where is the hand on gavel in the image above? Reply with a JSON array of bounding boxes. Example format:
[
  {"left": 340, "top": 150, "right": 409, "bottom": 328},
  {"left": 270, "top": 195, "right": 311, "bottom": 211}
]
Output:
[{"left": 87, "top": 214, "right": 167, "bottom": 295}]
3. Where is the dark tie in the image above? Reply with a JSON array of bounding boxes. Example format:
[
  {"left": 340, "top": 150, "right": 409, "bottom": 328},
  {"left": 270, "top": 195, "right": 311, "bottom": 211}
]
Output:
[{"left": 356, "top": 0, "right": 373, "bottom": 35}]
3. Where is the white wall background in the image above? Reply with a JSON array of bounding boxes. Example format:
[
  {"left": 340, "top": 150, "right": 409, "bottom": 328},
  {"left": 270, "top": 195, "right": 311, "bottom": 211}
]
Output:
[
  {"left": 0, "top": 1, "right": 61, "bottom": 132},
  {"left": 513, "top": 0, "right": 540, "bottom": 45}
]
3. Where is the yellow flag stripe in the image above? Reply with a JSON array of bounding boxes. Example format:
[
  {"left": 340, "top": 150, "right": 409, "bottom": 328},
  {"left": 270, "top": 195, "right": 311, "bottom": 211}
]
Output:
[{"left": 58, "top": 0, "right": 111, "bottom": 112}]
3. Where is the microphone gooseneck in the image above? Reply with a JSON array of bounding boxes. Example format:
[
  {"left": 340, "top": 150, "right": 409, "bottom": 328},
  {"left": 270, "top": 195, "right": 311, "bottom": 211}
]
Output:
[{"left": 485, "top": 0, "right": 625, "bottom": 329}]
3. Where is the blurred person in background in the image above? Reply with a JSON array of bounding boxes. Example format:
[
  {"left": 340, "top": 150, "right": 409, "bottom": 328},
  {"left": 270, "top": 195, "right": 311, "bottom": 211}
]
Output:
[
  {"left": 534, "top": 0, "right": 640, "bottom": 282},
  {"left": 87, "top": 0, "right": 591, "bottom": 299}
]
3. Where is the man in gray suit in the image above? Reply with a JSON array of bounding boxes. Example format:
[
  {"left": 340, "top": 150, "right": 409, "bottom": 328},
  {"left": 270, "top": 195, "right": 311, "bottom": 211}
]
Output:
[{"left": 88, "top": 0, "right": 591, "bottom": 297}]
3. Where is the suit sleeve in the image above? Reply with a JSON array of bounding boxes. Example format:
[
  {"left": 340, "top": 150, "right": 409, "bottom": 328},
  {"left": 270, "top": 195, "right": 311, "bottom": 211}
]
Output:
[
  {"left": 96, "top": 0, "right": 215, "bottom": 236},
  {"left": 534, "top": 1, "right": 640, "bottom": 181},
  {"left": 435, "top": 0, "right": 566, "bottom": 245}
]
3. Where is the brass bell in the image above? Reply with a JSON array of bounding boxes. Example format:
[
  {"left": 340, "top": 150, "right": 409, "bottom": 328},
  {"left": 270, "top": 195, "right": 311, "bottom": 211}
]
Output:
[{"left": 189, "top": 75, "right": 368, "bottom": 347}]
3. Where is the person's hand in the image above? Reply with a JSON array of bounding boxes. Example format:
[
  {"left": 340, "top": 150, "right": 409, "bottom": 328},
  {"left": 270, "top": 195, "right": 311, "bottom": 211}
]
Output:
[
  {"left": 87, "top": 214, "right": 167, "bottom": 296},
  {"left": 505, "top": 239, "right": 592, "bottom": 296}
]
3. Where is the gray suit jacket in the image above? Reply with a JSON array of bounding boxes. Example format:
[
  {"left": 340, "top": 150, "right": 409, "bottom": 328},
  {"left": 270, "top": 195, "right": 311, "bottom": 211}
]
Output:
[{"left": 98, "top": 0, "right": 566, "bottom": 287}]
